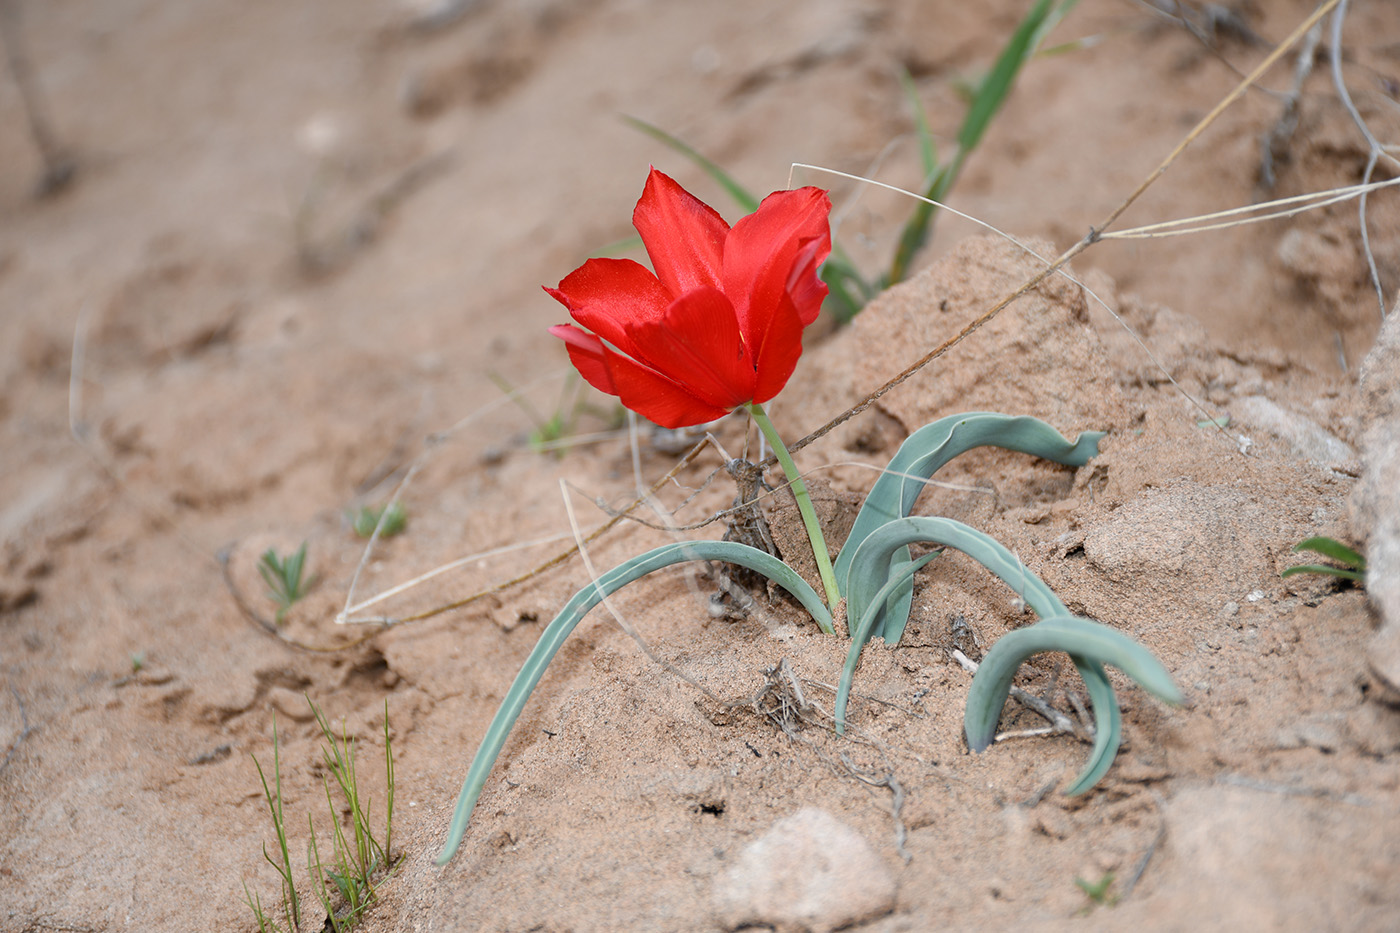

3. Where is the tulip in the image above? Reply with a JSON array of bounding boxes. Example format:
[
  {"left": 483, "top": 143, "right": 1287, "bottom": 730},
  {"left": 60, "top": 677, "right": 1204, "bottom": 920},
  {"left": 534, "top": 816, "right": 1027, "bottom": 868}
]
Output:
[
  {"left": 547, "top": 167, "right": 831, "bottom": 430},
  {"left": 547, "top": 168, "right": 841, "bottom": 609}
]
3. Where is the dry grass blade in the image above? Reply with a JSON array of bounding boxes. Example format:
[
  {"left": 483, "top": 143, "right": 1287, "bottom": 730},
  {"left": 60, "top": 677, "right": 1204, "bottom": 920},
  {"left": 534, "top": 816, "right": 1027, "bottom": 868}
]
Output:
[{"left": 772, "top": 0, "right": 1343, "bottom": 465}]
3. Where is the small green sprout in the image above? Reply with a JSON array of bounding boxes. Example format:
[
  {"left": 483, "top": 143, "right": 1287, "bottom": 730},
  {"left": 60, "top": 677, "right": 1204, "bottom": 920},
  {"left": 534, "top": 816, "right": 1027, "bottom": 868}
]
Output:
[
  {"left": 349, "top": 503, "right": 408, "bottom": 539},
  {"left": 247, "top": 716, "right": 302, "bottom": 933},
  {"left": 1075, "top": 871, "right": 1118, "bottom": 909},
  {"left": 259, "top": 543, "right": 311, "bottom": 625},
  {"left": 129, "top": 652, "right": 145, "bottom": 674},
  {"left": 1280, "top": 536, "right": 1366, "bottom": 583}
]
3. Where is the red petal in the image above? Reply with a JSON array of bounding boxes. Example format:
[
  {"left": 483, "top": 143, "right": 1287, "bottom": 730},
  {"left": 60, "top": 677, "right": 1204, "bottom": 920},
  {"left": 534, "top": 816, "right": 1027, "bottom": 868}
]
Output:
[
  {"left": 786, "top": 234, "right": 830, "bottom": 326},
  {"left": 608, "top": 356, "right": 735, "bottom": 429},
  {"left": 621, "top": 287, "right": 753, "bottom": 410},
  {"left": 552, "top": 322, "right": 728, "bottom": 428},
  {"left": 722, "top": 186, "right": 831, "bottom": 337},
  {"left": 549, "top": 324, "right": 616, "bottom": 395},
  {"left": 546, "top": 258, "right": 672, "bottom": 361},
  {"left": 632, "top": 168, "right": 728, "bottom": 298},
  {"left": 750, "top": 291, "right": 805, "bottom": 404}
]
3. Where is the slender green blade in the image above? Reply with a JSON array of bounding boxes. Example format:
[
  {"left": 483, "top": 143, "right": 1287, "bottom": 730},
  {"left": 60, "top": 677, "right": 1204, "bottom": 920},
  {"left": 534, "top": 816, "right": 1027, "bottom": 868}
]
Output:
[
  {"left": 1292, "top": 536, "right": 1365, "bottom": 570},
  {"left": 1280, "top": 564, "right": 1365, "bottom": 582},
  {"left": 621, "top": 115, "right": 760, "bottom": 213},
  {"left": 886, "top": 0, "right": 1073, "bottom": 285},
  {"left": 958, "top": 0, "right": 1054, "bottom": 153},
  {"left": 886, "top": 170, "right": 948, "bottom": 287},
  {"left": 899, "top": 65, "right": 938, "bottom": 178},
  {"left": 436, "top": 540, "right": 830, "bottom": 865}
]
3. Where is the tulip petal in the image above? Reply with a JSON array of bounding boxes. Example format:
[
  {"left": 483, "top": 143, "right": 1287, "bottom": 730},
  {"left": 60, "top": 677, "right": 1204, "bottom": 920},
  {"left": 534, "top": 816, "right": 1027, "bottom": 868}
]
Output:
[
  {"left": 786, "top": 234, "right": 830, "bottom": 326},
  {"left": 545, "top": 259, "right": 672, "bottom": 361},
  {"left": 549, "top": 324, "right": 616, "bottom": 395},
  {"left": 551, "top": 323, "right": 731, "bottom": 429},
  {"left": 723, "top": 187, "right": 832, "bottom": 338},
  {"left": 622, "top": 287, "right": 753, "bottom": 410},
  {"left": 608, "top": 355, "right": 735, "bottom": 429},
  {"left": 750, "top": 291, "right": 805, "bottom": 404},
  {"left": 632, "top": 168, "right": 728, "bottom": 298}
]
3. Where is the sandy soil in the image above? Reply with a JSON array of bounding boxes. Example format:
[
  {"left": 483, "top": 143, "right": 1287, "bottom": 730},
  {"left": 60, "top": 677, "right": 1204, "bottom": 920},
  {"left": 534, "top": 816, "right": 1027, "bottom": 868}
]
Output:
[{"left": 2, "top": 1, "right": 1398, "bottom": 930}]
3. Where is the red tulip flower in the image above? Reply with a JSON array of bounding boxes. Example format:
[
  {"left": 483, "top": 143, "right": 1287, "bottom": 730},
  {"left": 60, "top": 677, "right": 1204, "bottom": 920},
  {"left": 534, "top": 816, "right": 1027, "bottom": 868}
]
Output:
[{"left": 547, "top": 168, "right": 832, "bottom": 429}]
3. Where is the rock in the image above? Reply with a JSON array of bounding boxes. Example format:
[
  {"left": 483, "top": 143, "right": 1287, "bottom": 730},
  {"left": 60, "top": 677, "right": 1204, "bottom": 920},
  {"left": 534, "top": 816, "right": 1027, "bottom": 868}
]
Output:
[
  {"left": 1083, "top": 481, "right": 1272, "bottom": 612},
  {"left": 1349, "top": 700, "right": 1400, "bottom": 756},
  {"left": 1352, "top": 308, "right": 1400, "bottom": 702},
  {"left": 1233, "top": 395, "right": 1354, "bottom": 464},
  {"left": 1111, "top": 785, "right": 1394, "bottom": 929},
  {"left": 712, "top": 807, "right": 896, "bottom": 932}
]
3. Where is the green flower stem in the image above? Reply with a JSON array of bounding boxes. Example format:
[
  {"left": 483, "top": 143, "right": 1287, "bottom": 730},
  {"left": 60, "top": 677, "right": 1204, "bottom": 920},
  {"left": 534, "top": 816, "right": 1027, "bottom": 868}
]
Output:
[{"left": 747, "top": 402, "right": 842, "bottom": 613}]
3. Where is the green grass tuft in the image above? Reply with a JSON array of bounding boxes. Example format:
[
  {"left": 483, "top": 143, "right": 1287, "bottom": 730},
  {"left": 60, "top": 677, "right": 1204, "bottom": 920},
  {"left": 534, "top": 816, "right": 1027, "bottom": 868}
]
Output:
[{"left": 245, "top": 698, "right": 398, "bottom": 932}]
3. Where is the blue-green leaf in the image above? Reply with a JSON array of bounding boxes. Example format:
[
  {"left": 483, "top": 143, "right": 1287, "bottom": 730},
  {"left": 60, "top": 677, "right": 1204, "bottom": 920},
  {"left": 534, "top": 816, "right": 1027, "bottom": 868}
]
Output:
[
  {"left": 834, "top": 413, "right": 1104, "bottom": 642},
  {"left": 436, "top": 540, "right": 830, "bottom": 865},
  {"left": 837, "top": 516, "right": 1067, "bottom": 730},
  {"left": 965, "top": 615, "right": 1182, "bottom": 794},
  {"left": 833, "top": 517, "right": 1149, "bottom": 793}
]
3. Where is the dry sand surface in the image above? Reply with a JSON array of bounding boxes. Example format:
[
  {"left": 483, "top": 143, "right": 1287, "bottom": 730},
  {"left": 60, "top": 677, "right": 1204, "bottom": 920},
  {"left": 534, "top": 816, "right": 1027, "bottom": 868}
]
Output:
[{"left": 2, "top": 1, "right": 1399, "bottom": 930}]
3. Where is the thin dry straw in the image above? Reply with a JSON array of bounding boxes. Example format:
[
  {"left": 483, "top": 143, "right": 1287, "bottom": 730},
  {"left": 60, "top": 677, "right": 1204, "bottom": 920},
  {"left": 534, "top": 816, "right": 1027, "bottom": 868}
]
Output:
[
  {"left": 339, "top": 532, "right": 576, "bottom": 623},
  {"left": 1098, "top": 176, "right": 1400, "bottom": 239},
  {"left": 358, "top": 435, "right": 712, "bottom": 625},
  {"left": 558, "top": 477, "right": 719, "bottom": 698},
  {"left": 769, "top": 0, "right": 1343, "bottom": 466},
  {"left": 1330, "top": 0, "right": 1398, "bottom": 319},
  {"left": 789, "top": 162, "right": 1232, "bottom": 442},
  {"left": 338, "top": 367, "right": 574, "bottom": 625}
]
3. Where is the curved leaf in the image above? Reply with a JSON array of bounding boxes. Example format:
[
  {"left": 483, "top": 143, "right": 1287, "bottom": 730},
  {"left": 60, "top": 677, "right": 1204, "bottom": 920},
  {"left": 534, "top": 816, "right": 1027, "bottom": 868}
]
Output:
[
  {"left": 834, "top": 413, "right": 1104, "bottom": 644},
  {"left": 965, "top": 615, "right": 1182, "bottom": 794},
  {"left": 436, "top": 540, "right": 831, "bottom": 865},
  {"left": 1063, "top": 655, "right": 1120, "bottom": 796},
  {"left": 833, "top": 517, "right": 1146, "bottom": 794},
  {"left": 837, "top": 516, "right": 1068, "bottom": 730},
  {"left": 834, "top": 548, "right": 940, "bottom": 730},
  {"left": 1292, "top": 535, "right": 1365, "bottom": 570},
  {"left": 845, "top": 513, "right": 1070, "bottom": 647}
]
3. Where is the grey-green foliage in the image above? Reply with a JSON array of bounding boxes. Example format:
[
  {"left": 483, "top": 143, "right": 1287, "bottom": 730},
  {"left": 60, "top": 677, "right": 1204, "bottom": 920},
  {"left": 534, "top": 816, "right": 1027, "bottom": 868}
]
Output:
[
  {"left": 834, "top": 413, "right": 1104, "bottom": 644},
  {"left": 435, "top": 540, "right": 832, "bottom": 865},
  {"left": 436, "top": 413, "right": 1179, "bottom": 866},
  {"left": 834, "top": 514, "right": 1148, "bottom": 795}
]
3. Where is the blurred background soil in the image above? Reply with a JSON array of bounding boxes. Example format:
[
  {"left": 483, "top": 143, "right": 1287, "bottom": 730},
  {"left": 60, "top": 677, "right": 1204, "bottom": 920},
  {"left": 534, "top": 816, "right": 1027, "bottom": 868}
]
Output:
[{"left": 1, "top": 1, "right": 1398, "bottom": 930}]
